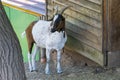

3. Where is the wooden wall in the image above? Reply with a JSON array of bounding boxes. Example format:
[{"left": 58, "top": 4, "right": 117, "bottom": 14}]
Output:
[{"left": 47, "top": 0, "right": 104, "bottom": 66}]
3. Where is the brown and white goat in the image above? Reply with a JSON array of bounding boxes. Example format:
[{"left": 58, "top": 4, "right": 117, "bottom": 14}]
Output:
[{"left": 22, "top": 6, "right": 69, "bottom": 74}]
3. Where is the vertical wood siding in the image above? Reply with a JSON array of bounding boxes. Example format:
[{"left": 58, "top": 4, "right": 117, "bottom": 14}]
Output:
[{"left": 47, "top": 0, "right": 104, "bottom": 66}]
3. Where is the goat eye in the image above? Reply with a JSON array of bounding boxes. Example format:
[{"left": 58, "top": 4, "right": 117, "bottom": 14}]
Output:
[{"left": 62, "top": 18, "right": 65, "bottom": 20}]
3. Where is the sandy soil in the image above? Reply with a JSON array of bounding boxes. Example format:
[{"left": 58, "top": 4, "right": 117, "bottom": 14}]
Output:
[{"left": 25, "top": 61, "right": 120, "bottom": 80}]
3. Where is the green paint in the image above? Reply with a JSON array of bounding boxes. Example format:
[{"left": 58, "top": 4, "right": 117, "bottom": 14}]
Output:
[{"left": 4, "top": 6, "right": 39, "bottom": 62}]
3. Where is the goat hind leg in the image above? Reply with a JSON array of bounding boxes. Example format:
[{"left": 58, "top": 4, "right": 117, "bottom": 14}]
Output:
[
  {"left": 40, "top": 48, "right": 46, "bottom": 63},
  {"left": 31, "top": 45, "right": 39, "bottom": 71},
  {"left": 28, "top": 52, "right": 32, "bottom": 72}
]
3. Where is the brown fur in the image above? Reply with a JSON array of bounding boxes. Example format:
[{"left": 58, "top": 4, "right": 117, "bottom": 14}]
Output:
[
  {"left": 25, "top": 21, "right": 38, "bottom": 54},
  {"left": 51, "top": 15, "right": 66, "bottom": 38},
  {"left": 58, "top": 18, "right": 66, "bottom": 38},
  {"left": 57, "top": 19, "right": 65, "bottom": 32}
]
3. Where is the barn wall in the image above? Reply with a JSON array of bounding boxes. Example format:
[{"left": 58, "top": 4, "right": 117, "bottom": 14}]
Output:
[{"left": 47, "top": 0, "right": 104, "bottom": 66}]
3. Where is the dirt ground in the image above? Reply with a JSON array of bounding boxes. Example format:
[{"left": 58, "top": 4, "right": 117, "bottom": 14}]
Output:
[
  {"left": 25, "top": 61, "right": 120, "bottom": 80},
  {"left": 25, "top": 50, "right": 120, "bottom": 80}
]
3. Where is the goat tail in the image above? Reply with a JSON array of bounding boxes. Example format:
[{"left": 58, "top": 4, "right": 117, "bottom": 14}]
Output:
[{"left": 21, "top": 31, "right": 26, "bottom": 38}]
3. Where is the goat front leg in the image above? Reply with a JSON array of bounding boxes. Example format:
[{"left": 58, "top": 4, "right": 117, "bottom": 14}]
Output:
[
  {"left": 31, "top": 45, "right": 39, "bottom": 71},
  {"left": 45, "top": 49, "right": 51, "bottom": 74},
  {"left": 56, "top": 49, "right": 62, "bottom": 74},
  {"left": 28, "top": 52, "right": 32, "bottom": 72}
]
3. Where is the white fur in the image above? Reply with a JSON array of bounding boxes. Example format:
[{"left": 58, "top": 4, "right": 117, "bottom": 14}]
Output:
[
  {"left": 28, "top": 15, "right": 67, "bottom": 74},
  {"left": 32, "top": 20, "right": 67, "bottom": 49}
]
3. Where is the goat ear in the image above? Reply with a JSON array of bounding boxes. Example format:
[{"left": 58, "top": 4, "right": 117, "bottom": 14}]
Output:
[
  {"left": 62, "top": 17, "right": 65, "bottom": 21},
  {"left": 47, "top": 17, "right": 53, "bottom": 21},
  {"left": 61, "top": 18, "right": 65, "bottom": 31},
  {"left": 48, "top": 6, "right": 59, "bottom": 21},
  {"left": 62, "top": 19, "right": 65, "bottom": 30},
  {"left": 58, "top": 18, "right": 65, "bottom": 31}
]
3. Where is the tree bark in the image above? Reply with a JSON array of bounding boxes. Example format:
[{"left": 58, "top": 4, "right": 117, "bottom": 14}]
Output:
[{"left": 0, "top": 1, "right": 26, "bottom": 80}]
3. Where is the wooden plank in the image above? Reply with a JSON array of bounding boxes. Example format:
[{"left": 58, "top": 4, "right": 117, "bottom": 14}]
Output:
[
  {"left": 66, "top": 35, "right": 103, "bottom": 66},
  {"left": 2, "top": 0, "right": 46, "bottom": 16},
  {"left": 87, "top": 0, "right": 102, "bottom": 5},
  {"left": 102, "top": 0, "right": 120, "bottom": 67},
  {"left": 53, "top": 1, "right": 101, "bottom": 20},
  {"left": 67, "top": 1, "right": 102, "bottom": 21},
  {"left": 66, "top": 16, "right": 102, "bottom": 36},
  {"left": 66, "top": 22, "right": 102, "bottom": 45},
  {"left": 67, "top": 29, "right": 102, "bottom": 51},
  {"left": 30, "top": 0, "right": 45, "bottom": 3},
  {"left": 56, "top": 0, "right": 102, "bottom": 7},
  {"left": 109, "top": 0, "right": 120, "bottom": 51},
  {"left": 64, "top": 11, "right": 101, "bottom": 29},
  {"left": 102, "top": 0, "right": 108, "bottom": 66},
  {"left": 54, "top": 0, "right": 101, "bottom": 13},
  {"left": 68, "top": 0, "right": 101, "bottom": 13}
]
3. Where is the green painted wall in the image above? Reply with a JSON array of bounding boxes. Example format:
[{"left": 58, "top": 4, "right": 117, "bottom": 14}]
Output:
[{"left": 4, "top": 6, "right": 39, "bottom": 62}]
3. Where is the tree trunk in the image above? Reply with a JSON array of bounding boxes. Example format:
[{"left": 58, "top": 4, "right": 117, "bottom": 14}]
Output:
[{"left": 0, "top": 1, "right": 26, "bottom": 80}]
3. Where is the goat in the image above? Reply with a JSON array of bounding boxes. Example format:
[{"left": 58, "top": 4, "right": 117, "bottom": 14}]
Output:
[{"left": 22, "top": 6, "right": 69, "bottom": 74}]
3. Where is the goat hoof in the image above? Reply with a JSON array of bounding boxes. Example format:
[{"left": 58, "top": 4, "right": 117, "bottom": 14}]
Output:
[
  {"left": 41, "top": 58, "right": 46, "bottom": 64},
  {"left": 29, "top": 67, "right": 33, "bottom": 72},
  {"left": 32, "top": 70, "right": 38, "bottom": 72},
  {"left": 45, "top": 71, "right": 51, "bottom": 75},
  {"left": 57, "top": 70, "right": 63, "bottom": 74},
  {"left": 30, "top": 70, "right": 33, "bottom": 72}
]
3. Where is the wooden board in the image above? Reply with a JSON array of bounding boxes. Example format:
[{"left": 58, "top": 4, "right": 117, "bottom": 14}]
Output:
[
  {"left": 103, "top": 0, "right": 120, "bottom": 51},
  {"left": 103, "top": 0, "right": 120, "bottom": 67},
  {"left": 65, "top": 35, "right": 104, "bottom": 66}
]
